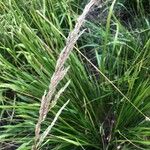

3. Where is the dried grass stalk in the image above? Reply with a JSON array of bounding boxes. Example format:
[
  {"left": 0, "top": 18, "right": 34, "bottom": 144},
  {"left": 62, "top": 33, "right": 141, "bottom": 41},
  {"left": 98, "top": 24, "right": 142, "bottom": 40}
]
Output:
[
  {"left": 36, "top": 100, "right": 70, "bottom": 148},
  {"left": 33, "top": 0, "right": 99, "bottom": 149}
]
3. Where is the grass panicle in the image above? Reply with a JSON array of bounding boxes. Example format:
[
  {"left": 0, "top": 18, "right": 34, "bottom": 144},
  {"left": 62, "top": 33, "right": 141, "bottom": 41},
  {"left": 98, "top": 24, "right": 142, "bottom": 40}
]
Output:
[{"left": 34, "top": 0, "right": 99, "bottom": 149}]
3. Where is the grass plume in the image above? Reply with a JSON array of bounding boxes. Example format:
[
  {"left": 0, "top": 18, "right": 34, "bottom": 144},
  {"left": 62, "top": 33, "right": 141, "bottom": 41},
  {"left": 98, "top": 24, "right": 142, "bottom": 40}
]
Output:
[{"left": 34, "top": 0, "right": 99, "bottom": 149}]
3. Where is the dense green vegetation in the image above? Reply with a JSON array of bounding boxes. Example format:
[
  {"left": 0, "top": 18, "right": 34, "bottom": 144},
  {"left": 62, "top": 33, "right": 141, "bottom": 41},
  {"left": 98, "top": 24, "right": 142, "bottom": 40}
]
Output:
[{"left": 0, "top": 0, "right": 150, "bottom": 149}]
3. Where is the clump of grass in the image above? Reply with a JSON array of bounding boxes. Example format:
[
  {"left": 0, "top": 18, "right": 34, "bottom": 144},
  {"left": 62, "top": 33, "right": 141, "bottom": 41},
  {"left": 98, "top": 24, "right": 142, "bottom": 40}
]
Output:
[{"left": 0, "top": 0, "right": 150, "bottom": 150}]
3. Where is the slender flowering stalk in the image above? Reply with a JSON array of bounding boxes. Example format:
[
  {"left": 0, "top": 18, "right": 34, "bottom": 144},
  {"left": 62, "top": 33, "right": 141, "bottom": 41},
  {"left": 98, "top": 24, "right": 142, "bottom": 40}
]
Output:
[{"left": 33, "top": 0, "right": 99, "bottom": 149}]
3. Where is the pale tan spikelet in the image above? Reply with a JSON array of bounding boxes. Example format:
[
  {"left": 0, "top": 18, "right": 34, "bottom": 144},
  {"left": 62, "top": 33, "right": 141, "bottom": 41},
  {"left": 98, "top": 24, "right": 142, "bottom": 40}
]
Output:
[
  {"left": 36, "top": 100, "right": 70, "bottom": 148},
  {"left": 50, "top": 80, "right": 71, "bottom": 109},
  {"left": 34, "top": 90, "right": 47, "bottom": 148}
]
